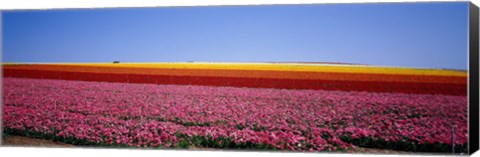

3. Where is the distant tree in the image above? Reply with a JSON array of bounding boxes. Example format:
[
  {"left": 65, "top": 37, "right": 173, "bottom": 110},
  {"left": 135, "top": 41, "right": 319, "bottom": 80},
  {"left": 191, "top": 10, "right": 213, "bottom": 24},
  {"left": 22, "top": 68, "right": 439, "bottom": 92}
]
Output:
[{"left": 113, "top": 61, "right": 120, "bottom": 64}]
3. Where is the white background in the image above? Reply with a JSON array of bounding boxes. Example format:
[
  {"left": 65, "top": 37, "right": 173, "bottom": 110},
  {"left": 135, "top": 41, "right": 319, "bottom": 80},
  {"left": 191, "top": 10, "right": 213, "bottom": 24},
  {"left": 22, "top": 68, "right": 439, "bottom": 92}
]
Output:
[{"left": 0, "top": 0, "right": 478, "bottom": 157}]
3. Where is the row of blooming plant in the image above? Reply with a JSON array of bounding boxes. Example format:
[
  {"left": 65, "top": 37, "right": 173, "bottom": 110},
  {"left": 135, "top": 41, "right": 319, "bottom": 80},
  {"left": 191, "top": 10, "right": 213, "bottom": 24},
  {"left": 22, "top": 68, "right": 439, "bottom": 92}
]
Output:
[
  {"left": 2, "top": 78, "right": 468, "bottom": 153},
  {"left": 3, "top": 67, "right": 467, "bottom": 96}
]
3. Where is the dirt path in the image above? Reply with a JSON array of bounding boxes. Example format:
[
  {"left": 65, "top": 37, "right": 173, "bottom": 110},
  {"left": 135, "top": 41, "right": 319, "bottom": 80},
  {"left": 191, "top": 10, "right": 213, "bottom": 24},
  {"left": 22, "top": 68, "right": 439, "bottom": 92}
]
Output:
[
  {"left": 352, "top": 146, "right": 412, "bottom": 154},
  {"left": 2, "top": 136, "right": 74, "bottom": 147}
]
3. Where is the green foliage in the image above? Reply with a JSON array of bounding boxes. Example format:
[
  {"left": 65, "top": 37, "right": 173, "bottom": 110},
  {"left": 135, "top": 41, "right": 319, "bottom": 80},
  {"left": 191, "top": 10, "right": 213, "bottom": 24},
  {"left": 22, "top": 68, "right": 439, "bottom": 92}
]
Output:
[
  {"left": 177, "top": 140, "right": 190, "bottom": 148},
  {"left": 235, "top": 124, "right": 246, "bottom": 130},
  {"left": 252, "top": 124, "right": 267, "bottom": 132},
  {"left": 173, "top": 134, "right": 277, "bottom": 150}
]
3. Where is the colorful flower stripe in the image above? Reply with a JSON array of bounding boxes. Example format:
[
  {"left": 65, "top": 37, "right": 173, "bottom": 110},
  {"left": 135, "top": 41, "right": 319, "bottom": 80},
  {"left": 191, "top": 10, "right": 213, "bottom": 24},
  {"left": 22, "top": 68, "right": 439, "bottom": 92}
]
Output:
[
  {"left": 3, "top": 69, "right": 467, "bottom": 95},
  {"left": 2, "top": 78, "right": 468, "bottom": 152},
  {"left": 4, "top": 62, "right": 467, "bottom": 76},
  {"left": 3, "top": 64, "right": 467, "bottom": 84}
]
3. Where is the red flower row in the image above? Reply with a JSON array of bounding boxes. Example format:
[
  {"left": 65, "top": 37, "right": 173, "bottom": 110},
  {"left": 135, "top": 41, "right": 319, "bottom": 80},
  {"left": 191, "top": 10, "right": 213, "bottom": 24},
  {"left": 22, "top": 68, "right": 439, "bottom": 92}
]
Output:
[{"left": 3, "top": 69, "right": 467, "bottom": 95}]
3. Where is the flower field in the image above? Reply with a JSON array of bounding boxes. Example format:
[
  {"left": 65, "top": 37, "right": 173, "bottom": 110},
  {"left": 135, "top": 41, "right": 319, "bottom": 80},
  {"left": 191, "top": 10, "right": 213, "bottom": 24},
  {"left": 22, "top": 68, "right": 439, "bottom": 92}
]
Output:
[{"left": 1, "top": 63, "right": 468, "bottom": 153}]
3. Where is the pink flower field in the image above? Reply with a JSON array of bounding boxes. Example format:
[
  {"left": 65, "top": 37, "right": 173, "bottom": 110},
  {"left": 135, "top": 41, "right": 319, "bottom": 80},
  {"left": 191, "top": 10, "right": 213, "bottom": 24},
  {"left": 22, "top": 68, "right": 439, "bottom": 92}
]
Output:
[{"left": 2, "top": 77, "right": 468, "bottom": 153}]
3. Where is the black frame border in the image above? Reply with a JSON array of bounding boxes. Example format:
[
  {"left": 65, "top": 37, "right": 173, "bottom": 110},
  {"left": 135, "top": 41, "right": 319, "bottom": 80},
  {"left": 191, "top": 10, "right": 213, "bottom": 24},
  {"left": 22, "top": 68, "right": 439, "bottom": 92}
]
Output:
[{"left": 469, "top": 1, "right": 479, "bottom": 155}]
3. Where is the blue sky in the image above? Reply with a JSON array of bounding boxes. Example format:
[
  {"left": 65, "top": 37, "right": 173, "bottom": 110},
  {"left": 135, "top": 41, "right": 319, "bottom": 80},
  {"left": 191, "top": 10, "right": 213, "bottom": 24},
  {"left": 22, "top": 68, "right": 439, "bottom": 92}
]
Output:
[{"left": 2, "top": 2, "right": 469, "bottom": 70}]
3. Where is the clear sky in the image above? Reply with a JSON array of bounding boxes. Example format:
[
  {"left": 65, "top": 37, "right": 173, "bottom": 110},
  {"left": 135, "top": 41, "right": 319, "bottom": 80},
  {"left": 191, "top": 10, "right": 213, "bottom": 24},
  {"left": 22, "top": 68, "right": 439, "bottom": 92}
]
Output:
[{"left": 2, "top": 2, "right": 469, "bottom": 70}]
